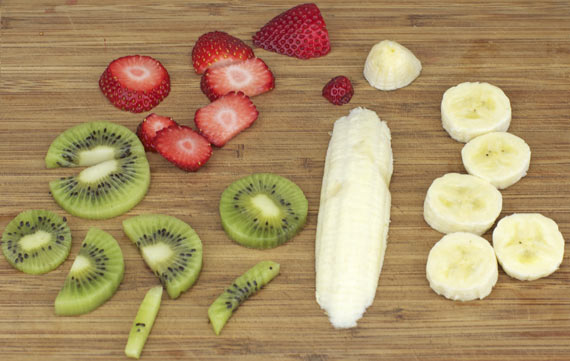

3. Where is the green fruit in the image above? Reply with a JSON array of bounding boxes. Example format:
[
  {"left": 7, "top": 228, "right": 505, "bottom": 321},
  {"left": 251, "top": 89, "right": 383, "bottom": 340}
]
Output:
[{"left": 125, "top": 286, "right": 163, "bottom": 359}]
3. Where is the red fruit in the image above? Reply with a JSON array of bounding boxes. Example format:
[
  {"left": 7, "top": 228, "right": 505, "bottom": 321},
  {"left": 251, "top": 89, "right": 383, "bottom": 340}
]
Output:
[
  {"left": 153, "top": 125, "right": 212, "bottom": 172},
  {"left": 136, "top": 113, "right": 178, "bottom": 152},
  {"left": 192, "top": 31, "right": 255, "bottom": 74},
  {"left": 195, "top": 92, "right": 259, "bottom": 147},
  {"left": 99, "top": 55, "right": 170, "bottom": 113},
  {"left": 322, "top": 76, "right": 354, "bottom": 105},
  {"left": 200, "top": 57, "right": 274, "bottom": 101},
  {"left": 252, "top": 3, "right": 330, "bottom": 60}
]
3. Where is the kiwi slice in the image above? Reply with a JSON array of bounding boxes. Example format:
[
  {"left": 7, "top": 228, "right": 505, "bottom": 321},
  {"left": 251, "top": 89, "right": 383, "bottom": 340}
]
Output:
[
  {"left": 1, "top": 210, "right": 71, "bottom": 274},
  {"left": 219, "top": 173, "right": 308, "bottom": 249},
  {"left": 125, "top": 285, "right": 163, "bottom": 359},
  {"left": 45, "top": 121, "right": 145, "bottom": 168},
  {"left": 208, "top": 260, "right": 280, "bottom": 335},
  {"left": 55, "top": 227, "right": 124, "bottom": 316},
  {"left": 122, "top": 214, "right": 203, "bottom": 299}
]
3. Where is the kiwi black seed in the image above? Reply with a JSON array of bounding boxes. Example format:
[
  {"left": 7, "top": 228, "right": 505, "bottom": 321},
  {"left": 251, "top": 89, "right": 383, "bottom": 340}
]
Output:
[
  {"left": 219, "top": 173, "right": 308, "bottom": 249},
  {"left": 55, "top": 227, "right": 124, "bottom": 316},
  {"left": 122, "top": 214, "right": 203, "bottom": 299},
  {"left": 1, "top": 210, "right": 71, "bottom": 274},
  {"left": 208, "top": 260, "right": 280, "bottom": 335},
  {"left": 46, "top": 122, "right": 150, "bottom": 220}
]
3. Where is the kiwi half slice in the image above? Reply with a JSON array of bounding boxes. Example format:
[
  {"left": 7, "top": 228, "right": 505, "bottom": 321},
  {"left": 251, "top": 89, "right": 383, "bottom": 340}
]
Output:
[
  {"left": 46, "top": 122, "right": 150, "bottom": 220},
  {"left": 55, "top": 227, "right": 124, "bottom": 316},
  {"left": 1, "top": 210, "right": 71, "bottom": 274},
  {"left": 208, "top": 260, "right": 280, "bottom": 335},
  {"left": 125, "top": 285, "right": 163, "bottom": 359},
  {"left": 219, "top": 173, "right": 308, "bottom": 249},
  {"left": 122, "top": 214, "right": 203, "bottom": 299}
]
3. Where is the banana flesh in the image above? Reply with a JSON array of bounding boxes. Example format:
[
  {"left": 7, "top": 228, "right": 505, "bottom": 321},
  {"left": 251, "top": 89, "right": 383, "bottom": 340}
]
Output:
[
  {"left": 363, "top": 40, "right": 421, "bottom": 91},
  {"left": 315, "top": 107, "right": 392, "bottom": 329}
]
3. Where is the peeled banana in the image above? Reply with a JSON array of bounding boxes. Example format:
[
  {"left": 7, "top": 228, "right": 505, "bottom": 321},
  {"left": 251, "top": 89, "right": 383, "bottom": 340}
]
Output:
[{"left": 315, "top": 107, "right": 392, "bottom": 329}]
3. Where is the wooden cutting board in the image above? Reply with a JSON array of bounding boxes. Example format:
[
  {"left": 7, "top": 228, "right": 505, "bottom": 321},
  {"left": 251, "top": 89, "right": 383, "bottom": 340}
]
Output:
[{"left": 1, "top": 1, "right": 569, "bottom": 360}]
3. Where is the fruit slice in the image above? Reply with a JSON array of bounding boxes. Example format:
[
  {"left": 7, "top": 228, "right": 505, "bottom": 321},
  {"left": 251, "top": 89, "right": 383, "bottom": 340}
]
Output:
[
  {"left": 136, "top": 114, "right": 178, "bottom": 152},
  {"left": 252, "top": 3, "right": 330, "bottom": 59},
  {"left": 219, "top": 173, "right": 308, "bottom": 249},
  {"left": 200, "top": 57, "right": 275, "bottom": 101},
  {"left": 363, "top": 40, "right": 422, "bottom": 91},
  {"left": 208, "top": 261, "right": 280, "bottom": 335},
  {"left": 125, "top": 286, "right": 163, "bottom": 359},
  {"left": 49, "top": 154, "right": 150, "bottom": 220},
  {"left": 153, "top": 125, "right": 212, "bottom": 172},
  {"left": 322, "top": 76, "right": 354, "bottom": 106},
  {"left": 192, "top": 31, "right": 255, "bottom": 74},
  {"left": 441, "top": 82, "right": 511, "bottom": 143},
  {"left": 315, "top": 107, "right": 392, "bottom": 329},
  {"left": 461, "top": 132, "right": 531, "bottom": 189},
  {"left": 1, "top": 210, "right": 71, "bottom": 274},
  {"left": 122, "top": 214, "right": 203, "bottom": 299},
  {"left": 493, "top": 213, "right": 565, "bottom": 281},
  {"left": 45, "top": 121, "right": 146, "bottom": 168},
  {"left": 423, "top": 173, "right": 502, "bottom": 235},
  {"left": 99, "top": 55, "right": 170, "bottom": 113},
  {"left": 426, "top": 232, "right": 498, "bottom": 301},
  {"left": 55, "top": 227, "right": 124, "bottom": 316},
  {"left": 194, "top": 91, "right": 259, "bottom": 147}
]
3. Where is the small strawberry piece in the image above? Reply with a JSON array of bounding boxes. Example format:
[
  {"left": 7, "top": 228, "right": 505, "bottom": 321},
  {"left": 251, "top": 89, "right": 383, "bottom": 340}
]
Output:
[
  {"left": 153, "top": 125, "right": 212, "bottom": 172},
  {"left": 322, "top": 76, "right": 354, "bottom": 105},
  {"left": 192, "top": 31, "right": 255, "bottom": 74},
  {"left": 195, "top": 92, "right": 259, "bottom": 147},
  {"left": 252, "top": 3, "right": 331, "bottom": 60},
  {"left": 136, "top": 113, "right": 178, "bottom": 152},
  {"left": 99, "top": 55, "right": 170, "bottom": 113},
  {"left": 200, "top": 57, "right": 274, "bottom": 101}
]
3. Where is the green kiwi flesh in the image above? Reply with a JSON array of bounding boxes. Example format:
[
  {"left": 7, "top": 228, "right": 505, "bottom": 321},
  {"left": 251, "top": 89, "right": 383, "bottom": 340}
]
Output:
[
  {"left": 219, "top": 173, "right": 308, "bottom": 249},
  {"left": 49, "top": 154, "right": 150, "bottom": 219},
  {"left": 1, "top": 210, "right": 71, "bottom": 274},
  {"left": 45, "top": 121, "right": 145, "bottom": 168},
  {"left": 55, "top": 227, "right": 124, "bottom": 316},
  {"left": 125, "top": 285, "right": 163, "bottom": 359},
  {"left": 208, "top": 260, "right": 280, "bottom": 335},
  {"left": 122, "top": 214, "right": 203, "bottom": 299}
]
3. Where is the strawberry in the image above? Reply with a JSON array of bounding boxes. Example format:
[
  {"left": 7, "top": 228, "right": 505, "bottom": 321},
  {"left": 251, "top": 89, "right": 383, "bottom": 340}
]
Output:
[
  {"left": 99, "top": 55, "right": 170, "bottom": 113},
  {"left": 153, "top": 125, "right": 212, "bottom": 172},
  {"left": 252, "top": 3, "right": 330, "bottom": 60},
  {"left": 192, "top": 31, "right": 255, "bottom": 74},
  {"left": 136, "top": 113, "right": 178, "bottom": 152},
  {"left": 322, "top": 76, "right": 354, "bottom": 105},
  {"left": 195, "top": 92, "right": 259, "bottom": 147},
  {"left": 200, "top": 57, "right": 274, "bottom": 101}
]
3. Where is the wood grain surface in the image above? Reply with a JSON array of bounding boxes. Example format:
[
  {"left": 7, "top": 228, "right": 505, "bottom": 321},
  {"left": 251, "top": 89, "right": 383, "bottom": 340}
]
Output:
[{"left": 1, "top": 0, "right": 569, "bottom": 360}]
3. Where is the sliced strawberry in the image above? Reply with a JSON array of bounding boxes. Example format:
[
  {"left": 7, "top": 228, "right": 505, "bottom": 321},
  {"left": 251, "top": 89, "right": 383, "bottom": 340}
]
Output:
[
  {"left": 200, "top": 57, "right": 274, "bottom": 101},
  {"left": 153, "top": 125, "right": 212, "bottom": 172},
  {"left": 136, "top": 113, "right": 178, "bottom": 152},
  {"left": 192, "top": 31, "right": 255, "bottom": 74},
  {"left": 99, "top": 55, "right": 170, "bottom": 113},
  {"left": 252, "top": 3, "right": 330, "bottom": 60},
  {"left": 195, "top": 92, "right": 259, "bottom": 147}
]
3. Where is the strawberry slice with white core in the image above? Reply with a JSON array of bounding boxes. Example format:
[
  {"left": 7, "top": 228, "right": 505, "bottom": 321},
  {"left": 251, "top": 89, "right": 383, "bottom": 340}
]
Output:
[
  {"left": 153, "top": 125, "right": 212, "bottom": 172},
  {"left": 136, "top": 113, "right": 177, "bottom": 152},
  {"left": 195, "top": 92, "right": 259, "bottom": 147},
  {"left": 109, "top": 56, "right": 167, "bottom": 91}
]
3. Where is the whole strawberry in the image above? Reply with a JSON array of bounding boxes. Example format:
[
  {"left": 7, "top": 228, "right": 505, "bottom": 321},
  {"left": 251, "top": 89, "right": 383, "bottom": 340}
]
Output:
[
  {"left": 252, "top": 3, "right": 330, "bottom": 59},
  {"left": 192, "top": 31, "right": 255, "bottom": 74},
  {"left": 322, "top": 76, "right": 353, "bottom": 105}
]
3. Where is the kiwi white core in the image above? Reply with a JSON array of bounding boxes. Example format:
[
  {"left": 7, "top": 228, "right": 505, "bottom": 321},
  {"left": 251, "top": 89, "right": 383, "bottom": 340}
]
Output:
[
  {"left": 70, "top": 255, "right": 91, "bottom": 273},
  {"left": 78, "top": 146, "right": 116, "bottom": 166},
  {"left": 251, "top": 194, "right": 280, "bottom": 218},
  {"left": 19, "top": 230, "right": 52, "bottom": 252},
  {"left": 79, "top": 159, "right": 118, "bottom": 183},
  {"left": 142, "top": 243, "right": 172, "bottom": 269}
]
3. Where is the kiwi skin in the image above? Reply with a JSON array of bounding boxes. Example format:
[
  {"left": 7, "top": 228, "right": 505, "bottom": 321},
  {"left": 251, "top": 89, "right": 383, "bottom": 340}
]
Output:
[{"left": 208, "top": 260, "right": 280, "bottom": 335}]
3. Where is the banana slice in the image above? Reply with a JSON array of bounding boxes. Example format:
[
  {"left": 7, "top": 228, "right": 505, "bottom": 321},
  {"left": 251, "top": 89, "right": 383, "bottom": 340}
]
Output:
[
  {"left": 462, "top": 132, "right": 531, "bottom": 189},
  {"left": 441, "top": 82, "right": 511, "bottom": 142},
  {"left": 363, "top": 40, "right": 421, "bottom": 91},
  {"left": 424, "top": 173, "right": 502, "bottom": 235},
  {"left": 426, "top": 232, "right": 498, "bottom": 301},
  {"left": 493, "top": 213, "right": 565, "bottom": 281}
]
